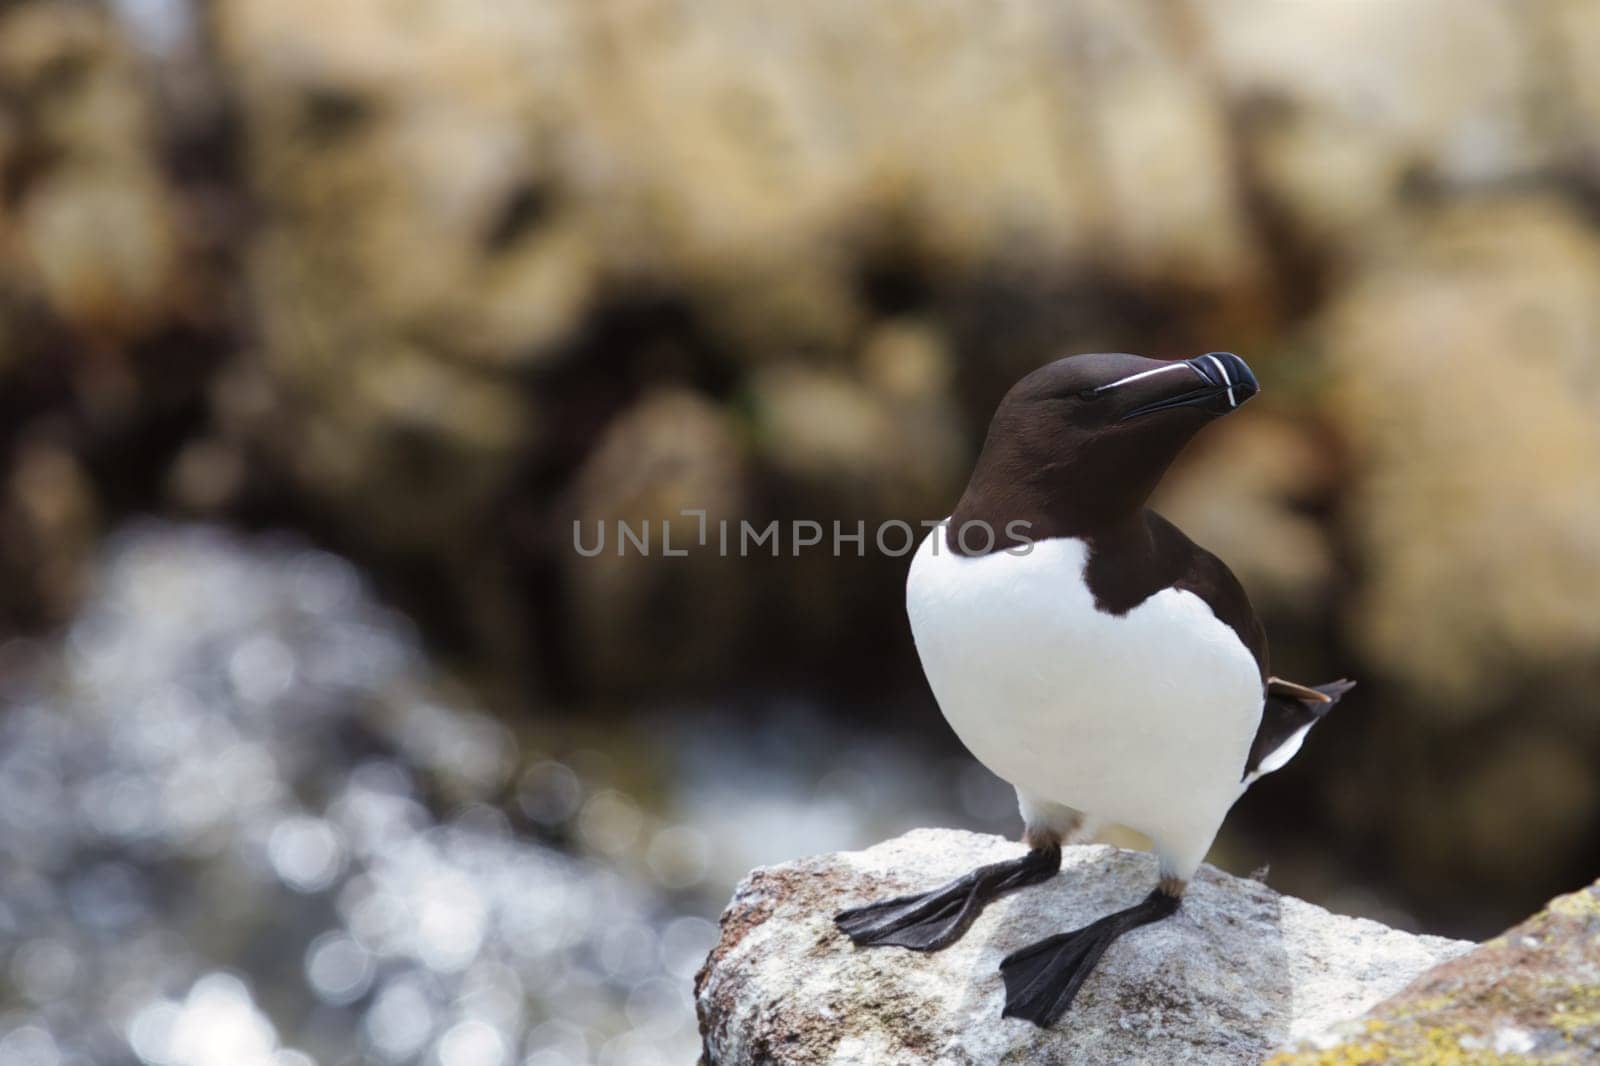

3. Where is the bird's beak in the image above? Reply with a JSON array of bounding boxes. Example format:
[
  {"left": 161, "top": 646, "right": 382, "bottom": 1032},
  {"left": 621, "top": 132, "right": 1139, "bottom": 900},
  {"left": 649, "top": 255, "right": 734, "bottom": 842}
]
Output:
[{"left": 1120, "top": 352, "right": 1259, "bottom": 421}]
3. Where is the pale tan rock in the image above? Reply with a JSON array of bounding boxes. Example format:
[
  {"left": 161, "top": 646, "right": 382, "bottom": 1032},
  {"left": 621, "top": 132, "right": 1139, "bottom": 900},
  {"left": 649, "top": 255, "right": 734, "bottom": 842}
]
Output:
[
  {"left": 1197, "top": 0, "right": 1534, "bottom": 246},
  {"left": 0, "top": 1, "right": 182, "bottom": 338},
  {"left": 566, "top": 388, "right": 748, "bottom": 695},
  {"left": 20, "top": 167, "right": 179, "bottom": 336},
  {"left": 1321, "top": 198, "right": 1600, "bottom": 719}
]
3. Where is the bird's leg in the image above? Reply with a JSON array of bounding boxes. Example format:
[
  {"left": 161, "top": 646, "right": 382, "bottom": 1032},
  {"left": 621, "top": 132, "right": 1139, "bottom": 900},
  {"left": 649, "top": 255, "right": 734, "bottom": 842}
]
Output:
[
  {"left": 999, "top": 875, "right": 1185, "bottom": 1027},
  {"left": 835, "top": 835, "right": 1062, "bottom": 952}
]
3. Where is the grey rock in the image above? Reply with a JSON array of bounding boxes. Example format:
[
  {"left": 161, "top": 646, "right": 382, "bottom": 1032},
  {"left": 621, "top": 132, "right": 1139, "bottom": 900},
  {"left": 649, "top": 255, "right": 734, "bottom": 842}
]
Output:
[
  {"left": 1274, "top": 878, "right": 1600, "bottom": 1064},
  {"left": 696, "top": 829, "right": 1472, "bottom": 1065}
]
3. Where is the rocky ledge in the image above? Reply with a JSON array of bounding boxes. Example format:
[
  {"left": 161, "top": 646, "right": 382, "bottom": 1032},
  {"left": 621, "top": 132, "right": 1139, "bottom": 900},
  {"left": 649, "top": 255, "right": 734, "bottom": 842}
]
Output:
[
  {"left": 695, "top": 829, "right": 1473, "bottom": 1064},
  {"left": 1272, "top": 877, "right": 1600, "bottom": 1064}
]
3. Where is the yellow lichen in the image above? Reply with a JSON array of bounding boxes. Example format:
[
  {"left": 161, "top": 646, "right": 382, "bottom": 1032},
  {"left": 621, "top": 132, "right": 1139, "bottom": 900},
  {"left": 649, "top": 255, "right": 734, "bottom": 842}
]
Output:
[
  {"left": 1546, "top": 888, "right": 1600, "bottom": 922},
  {"left": 1268, "top": 1020, "right": 1546, "bottom": 1066},
  {"left": 1546, "top": 981, "right": 1600, "bottom": 1035}
]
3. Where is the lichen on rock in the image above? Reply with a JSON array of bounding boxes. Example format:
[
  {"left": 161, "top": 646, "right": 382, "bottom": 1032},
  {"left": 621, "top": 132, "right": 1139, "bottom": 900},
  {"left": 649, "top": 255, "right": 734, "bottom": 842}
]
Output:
[{"left": 1272, "top": 880, "right": 1600, "bottom": 1065}]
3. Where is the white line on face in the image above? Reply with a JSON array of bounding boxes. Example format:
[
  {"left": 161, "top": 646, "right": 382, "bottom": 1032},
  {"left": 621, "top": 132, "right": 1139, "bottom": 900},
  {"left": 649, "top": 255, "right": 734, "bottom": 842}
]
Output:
[{"left": 1091, "top": 362, "right": 1206, "bottom": 395}]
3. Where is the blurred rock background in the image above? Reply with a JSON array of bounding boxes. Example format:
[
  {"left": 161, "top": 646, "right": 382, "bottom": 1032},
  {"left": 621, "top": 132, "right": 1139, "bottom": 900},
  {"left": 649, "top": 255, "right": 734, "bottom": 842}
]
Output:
[{"left": 2, "top": 0, "right": 1600, "bottom": 1059}]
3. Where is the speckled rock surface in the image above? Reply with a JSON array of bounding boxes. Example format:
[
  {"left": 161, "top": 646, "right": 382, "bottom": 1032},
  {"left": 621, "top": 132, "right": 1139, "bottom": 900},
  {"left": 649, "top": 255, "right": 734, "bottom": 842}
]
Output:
[
  {"left": 1272, "top": 879, "right": 1600, "bottom": 1065},
  {"left": 696, "top": 829, "right": 1472, "bottom": 1065}
]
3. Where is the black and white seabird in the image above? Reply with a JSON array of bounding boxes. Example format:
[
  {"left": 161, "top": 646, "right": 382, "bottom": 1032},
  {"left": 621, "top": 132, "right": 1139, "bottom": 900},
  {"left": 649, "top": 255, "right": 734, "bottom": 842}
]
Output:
[{"left": 835, "top": 351, "right": 1354, "bottom": 1027}]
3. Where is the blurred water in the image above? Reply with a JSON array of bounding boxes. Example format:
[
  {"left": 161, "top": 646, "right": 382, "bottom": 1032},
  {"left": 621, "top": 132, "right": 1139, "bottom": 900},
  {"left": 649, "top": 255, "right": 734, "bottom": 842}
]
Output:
[{"left": 0, "top": 523, "right": 1013, "bottom": 1065}]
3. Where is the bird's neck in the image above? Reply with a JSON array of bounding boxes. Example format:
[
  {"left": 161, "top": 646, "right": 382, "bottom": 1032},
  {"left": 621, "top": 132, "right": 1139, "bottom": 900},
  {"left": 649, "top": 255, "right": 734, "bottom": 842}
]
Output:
[
  {"left": 946, "top": 411, "right": 1189, "bottom": 556},
  {"left": 947, "top": 455, "right": 1157, "bottom": 555}
]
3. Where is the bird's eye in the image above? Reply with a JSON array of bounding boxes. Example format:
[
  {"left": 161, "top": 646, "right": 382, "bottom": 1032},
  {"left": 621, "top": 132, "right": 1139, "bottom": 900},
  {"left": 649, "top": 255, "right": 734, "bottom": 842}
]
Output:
[{"left": 1075, "top": 387, "right": 1104, "bottom": 402}]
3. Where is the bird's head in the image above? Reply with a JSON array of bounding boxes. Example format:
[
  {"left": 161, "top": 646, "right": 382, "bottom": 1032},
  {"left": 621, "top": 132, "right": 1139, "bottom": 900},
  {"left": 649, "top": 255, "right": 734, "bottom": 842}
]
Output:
[
  {"left": 962, "top": 352, "right": 1258, "bottom": 538},
  {"left": 1003, "top": 351, "right": 1257, "bottom": 430}
]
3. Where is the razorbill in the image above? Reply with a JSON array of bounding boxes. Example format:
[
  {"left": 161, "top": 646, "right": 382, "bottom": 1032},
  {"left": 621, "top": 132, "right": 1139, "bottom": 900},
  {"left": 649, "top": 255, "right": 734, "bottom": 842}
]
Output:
[{"left": 835, "top": 351, "right": 1354, "bottom": 1027}]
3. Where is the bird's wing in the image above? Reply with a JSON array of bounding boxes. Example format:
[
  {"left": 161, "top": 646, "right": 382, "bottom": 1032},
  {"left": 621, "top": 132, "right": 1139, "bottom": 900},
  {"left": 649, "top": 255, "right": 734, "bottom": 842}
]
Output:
[
  {"left": 1144, "top": 510, "right": 1269, "bottom": 681},
  {"left": 1143, "top": 511, "right": 1356, "bottom": 782}
]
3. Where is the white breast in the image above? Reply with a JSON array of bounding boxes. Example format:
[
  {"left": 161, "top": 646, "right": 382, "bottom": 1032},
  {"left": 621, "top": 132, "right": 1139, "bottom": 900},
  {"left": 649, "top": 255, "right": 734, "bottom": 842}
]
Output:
[{"left": 906, "top": 528, "right": 1262, "bottom": 873}]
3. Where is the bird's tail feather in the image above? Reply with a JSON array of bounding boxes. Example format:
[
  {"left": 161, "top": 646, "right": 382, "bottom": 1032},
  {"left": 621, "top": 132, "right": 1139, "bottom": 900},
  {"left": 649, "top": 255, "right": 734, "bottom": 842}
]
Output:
[{"left": 1243, "top": 677, "right": 1355, "bottom": 782}]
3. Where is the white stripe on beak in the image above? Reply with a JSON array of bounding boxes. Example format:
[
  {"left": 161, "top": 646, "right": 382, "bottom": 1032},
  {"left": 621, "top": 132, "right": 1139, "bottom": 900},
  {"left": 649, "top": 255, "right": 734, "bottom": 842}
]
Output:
[
  {"left": 1205, "top": 354, "right": 1237, "bottom": 408},
  {"left": 1091, "top": 363, "right": 1199, "bottom": 395}
]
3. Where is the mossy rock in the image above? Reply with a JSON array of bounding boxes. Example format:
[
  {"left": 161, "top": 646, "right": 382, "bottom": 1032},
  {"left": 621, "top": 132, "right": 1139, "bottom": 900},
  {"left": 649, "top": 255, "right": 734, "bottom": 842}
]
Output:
[{"left": 1271, "top": 880, "right": 1600, "bottom": 1064}]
